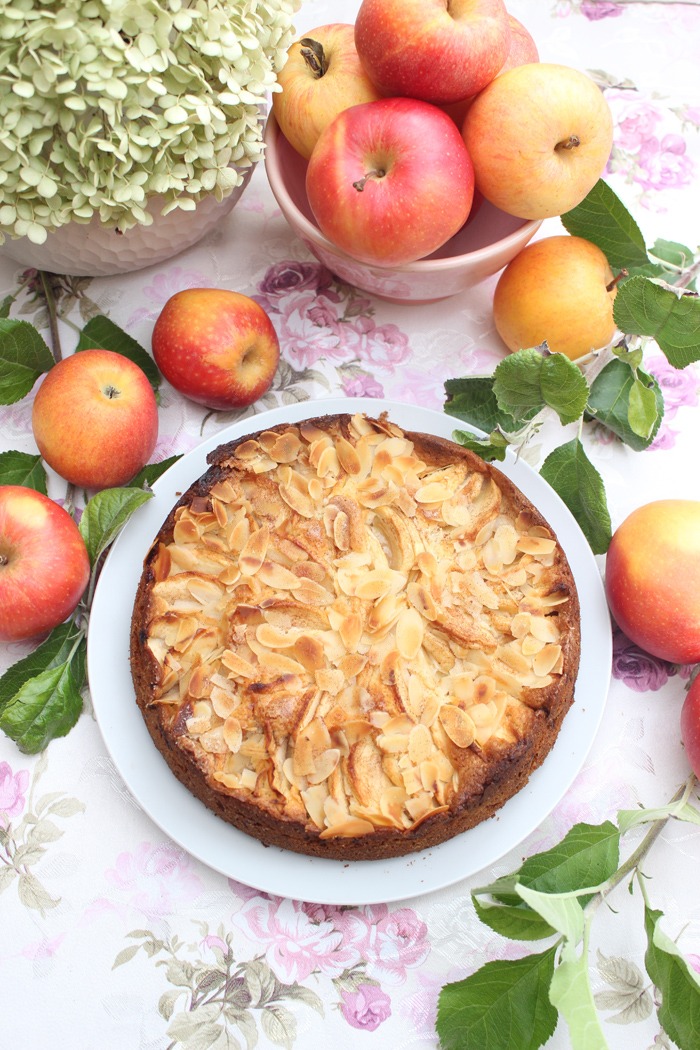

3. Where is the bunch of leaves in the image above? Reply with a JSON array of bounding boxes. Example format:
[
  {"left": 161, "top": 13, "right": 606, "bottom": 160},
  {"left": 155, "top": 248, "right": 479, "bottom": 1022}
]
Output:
[
  {"left": 436, "top": 775, "right": 700, "bottom": 1050},
  {"left": 0, "top": 293, "right": 179, "bottom": 753},
  {"left": 445, "top": 179, "right": 700, "bottom": 554}
]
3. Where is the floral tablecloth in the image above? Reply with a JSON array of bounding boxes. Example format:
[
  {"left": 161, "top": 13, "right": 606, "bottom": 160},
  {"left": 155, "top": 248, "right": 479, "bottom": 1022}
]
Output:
[{"left": 1, "top": 2, "right": 700, "bottom": 1048}]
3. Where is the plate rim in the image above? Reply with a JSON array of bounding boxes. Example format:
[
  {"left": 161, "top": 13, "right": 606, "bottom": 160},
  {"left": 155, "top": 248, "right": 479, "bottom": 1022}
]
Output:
[{"left": 87, "top": 396, "right": 612, "bottom": 905}]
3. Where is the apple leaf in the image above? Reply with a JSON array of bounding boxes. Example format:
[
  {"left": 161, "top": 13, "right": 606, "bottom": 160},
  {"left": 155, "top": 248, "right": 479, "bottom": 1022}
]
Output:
[
  {"left": 0, "top": 622, "right": 83, "bottom": 715},
  {"left": 586, "top": 358, "right": 664, "bottom": 450},
  {"left": 128, "top": 454, "right": 183, "bottom": 489},
  {"left": 0, "top": 450, "right": 48, "bottom": 493},
  {"left": 472, "top": 896, "right": 558, "bottom": 942},
  {"left": 560, "top": 178, "right": 649, "bottom": 271},
  {"left": 79, "top": 486, "right": 153, "bottom": 567},
  {"left": 613, "top": 275, "right": 700, "bottom": 368},
  {"left": 77, "top": 315, "right": 161, "bottom": 392},
  {"left": 452, "top": 428, "right": 509, "bottom": 462},
  {"left": 515, "top": 886, "right": 586, "bottom": 945},
  {"left": 436, "top": 946, "right": 559, "bottom": 1050},
  {"left": 628, "top": 239, "right": 698, "bottom": 290},
  {"left": 492, "top": 348, "right": 589, "bottom": 426},
  {"left": 643, "top": 905, "right": 700, "bottom": 1050},
  {"left": 539, "top": 438, "right": 612, "bottom": 554},
  {"left": 617, "top": 802, "right": 700, "bottom": 835},
  {"left": 0, "top": 637, "right": 87, "bottom": 753},
  {"left": 444, "top": 376, "right": 520, "bottom": 433},
  {"left": 0, "top": 318, "right": 54, "bottom": 404},
  {"left": 549, "top": 931, "right": 609, "bottom": 1050},
  {"left": 518, "top": 822, "right": 620, "bottom": 897},
  {"left": 0, "top": 293, "right": 15, "bottom": 318}
]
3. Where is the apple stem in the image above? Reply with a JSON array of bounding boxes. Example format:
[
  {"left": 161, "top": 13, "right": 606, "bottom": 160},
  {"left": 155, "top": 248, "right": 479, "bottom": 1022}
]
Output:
[
  {"left": 300, "top": 37, "right": 328, "bottom": 78},
  {"left": 607, "top": 268, "right": 629, "bottom": 292},
  {"left": 353, "top": 169, "right": 386, "bottom": 192},
  {"left": 555, "top": 134, "right": 581, "bottom": 151}
]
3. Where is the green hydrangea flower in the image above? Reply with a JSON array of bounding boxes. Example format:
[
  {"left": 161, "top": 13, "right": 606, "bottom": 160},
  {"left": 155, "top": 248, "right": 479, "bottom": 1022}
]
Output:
[{"left": 0, "top": 0, "right": 300, "bottom": 244}]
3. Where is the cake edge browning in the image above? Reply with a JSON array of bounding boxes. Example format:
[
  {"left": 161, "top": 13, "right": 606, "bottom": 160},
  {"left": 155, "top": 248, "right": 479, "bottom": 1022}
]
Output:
[{"left": 129, "top": 413, "right": 581, "bottom": 862}]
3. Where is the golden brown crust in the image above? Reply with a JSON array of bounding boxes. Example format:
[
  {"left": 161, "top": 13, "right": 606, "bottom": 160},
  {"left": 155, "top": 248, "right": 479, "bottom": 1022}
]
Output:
[{"left": 130, "top": 412, "right": 580, "bottom": 860}]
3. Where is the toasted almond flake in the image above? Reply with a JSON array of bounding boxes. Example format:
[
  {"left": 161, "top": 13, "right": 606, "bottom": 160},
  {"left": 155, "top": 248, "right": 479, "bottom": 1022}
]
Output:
[
  {"left": 470, "top": 701, "right": 498, "bottom": 727},
  {"left": 269, "top": 432, "right": 302, "bottom": 463},
  {"left": 212, "top": 771, "right": 240, "bottom": 789},
  {"left": 407, "top": 581, "right": 438, "bottom": 621},
  {"left": 376, "top": 732, "right": 410, "bottom": 754},
  {"left": 315, "top": 668, "right": 344, "bottom": 693},
  {"left": 221, "top": 650, "right": 257, "bottom": 679},
  {"left": 256, "top": 623, "right": 295, "bottom": 649},
  {"left": 339, "top": 612, "right": 363, "bottom": 652},
  {"left": 380, "top": 786, "right": 408, "bottom": 824},
  {"left": 239, "top": 526, "right": 269, "bottom": 576},
  {"left": 419, "top": 759, "right": 440, "bottom": 793},
  {"left": 407, "top": 673, "right": 425, "bottom": 719},
  {"left": 307, "top": 477, "right": 324, "bottom": 502},
  {"left": 301, "top": 784, "right": 328, "bottom": 828},
  {"left": 292, "top": 578, "right": 334, "bottom": 606},
  {"left": 337, "top": 653, "right": 367, "bottom": 679},
  {"left": 308, "top": 748, "right": 340, "bottom": 785},
  {"left": 223, "top": 716, "right": 243, "bottom": 753},
  {"left": 396, "top": 607, "right": 424, "bottom": 660},
  {"left": 279, "top": 483, "right": 314, "bottom": 518},
  {"left": 173, "top": 517, "right": 200, "bottom": 545},
  {"left": 521, "top": 634, "right": 546, "bottom": 656},
  {"left": 316, "top": 444, "right": 340, "bottom": 478},
  {"left": 511, "top": 612, "right": 532, "bottom": 638},
  {"left": 186, "top": 577, "right": 224, "bottom": 605},
  {"left": 293, "top": 634, "right": 326, "bottom": 673},
  {"left": 335, "top": 435, "right": 362, "bottom": 475},
  {"left": 497, "top": 644, "right": 530, "bottom": 675},
  {"left": 416, "top": 551, "right": 438, "bottom": 576},
  {"left": 516, "top": 535, "right": 557, "bottom": 556},
  {"left": 257, "top": 651, "right": 307, "bottom": 675},
  {"left": 319, "top": 817, "right": 375, "bottom": 839},
  {"left": 211, "top": 688, "right": 236, "bottom": 719},
  {"left": 529, "top": 615, "right": 561, "bottom": 643},
  {"left": 240, "top": 768, "right": 258, "bottom": 791},
  {"left": 355, "top": 569, "right": 394, "bottom": 602},
  {"left": 408, "top": 723, "right": 433, "bottom": 764},
  {"left": 533, "top": 643, "right": 563, "bottom": 677},
  {"left": 333, "top": 510, "right": 350, "bottom": 551},
  {"left": 257, "top": 560, "right": 300, "bottom": 590},
  {"left": 188, "top": 665, "right": 211, "bottom": 699},
  {"left": 438, "top": 704, "right": 476, "bottom": 748},
  {"left": 198, "top": 726, "right": 228, "bottom": 753}
]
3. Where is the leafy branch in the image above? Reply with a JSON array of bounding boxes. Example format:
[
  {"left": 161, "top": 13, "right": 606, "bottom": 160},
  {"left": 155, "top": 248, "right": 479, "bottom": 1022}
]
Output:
[
  {"left": 444, "top": 178, "right": 700, "bottom": 553},
  {"left": 0, "top": 275, "right": 179, "bottom": 754},
  {"left": 436, "top": 775, "right": 700, "bottom": 1050}
]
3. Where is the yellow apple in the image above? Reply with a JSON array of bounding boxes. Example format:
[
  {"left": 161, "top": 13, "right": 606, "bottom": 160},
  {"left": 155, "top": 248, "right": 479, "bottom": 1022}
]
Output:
[
  {"left": 462, "top": 63, "right": 614, "bottom": 219},
  {"left": 32, "top": 349, "right": 159, "bottom": 490},
  {"left": 492, "top": 235, "right": 618, "bottom": 360},
  {"left": 272, "top": 24, "right": 383, "bottom": 160},
  {"left": 605, "top": 500, "right": 700, "bottom": 665}
]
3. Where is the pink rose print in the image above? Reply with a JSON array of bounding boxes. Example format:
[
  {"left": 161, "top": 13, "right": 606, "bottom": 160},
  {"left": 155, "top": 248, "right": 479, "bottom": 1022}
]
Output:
[
  {"left": 609, "top": 96, "right": 662, "bottom": 153},
  {"left": 20, "top": 934, "right": 66, "bottom": 961},
  {"left": 356, "top": 321, "right": 411, "bottom": 372},
  {"left": 581, "top": 1, "right": 623, "bottom": 19},
  {"left": 277, "top": 292, "right": 352, "bottom": 370},
  {"left": 336, "top": 904, "right": 430, "bottom": 986},
  {"left": 341, "top": 373, "right": 385, "bottom": 398},
  {"left": 611, "top": 628, "right": 671, "bottom": 692},
  {"left": 237, "top": 896, "right": 361, "bottom": 983},
  {"left": 635, "top": 134, "right": 693, "bottom": 194},
  {"left": 99, "top": 841, "right": 204, "bottom": 921},
  {"left": 340, "top": 984, "right": 392, "bottom": 1031},
  {"left": 127, "top": 266, "right": 211, "bottom": 326},
  {"left": 647, "top": 355, "right": 700, "bottom": 418},
  {"left": 256, "top": 260, "right": 337, "bottom": 314},
  {"left": 0, "top": 761, "right": 29, "bottom": 827}
]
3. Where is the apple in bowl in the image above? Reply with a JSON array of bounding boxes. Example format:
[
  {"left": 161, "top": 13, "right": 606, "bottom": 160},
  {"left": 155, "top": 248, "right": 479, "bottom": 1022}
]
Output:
[{"left": 305, "top": 97, "right": 475, "bottom": 267}]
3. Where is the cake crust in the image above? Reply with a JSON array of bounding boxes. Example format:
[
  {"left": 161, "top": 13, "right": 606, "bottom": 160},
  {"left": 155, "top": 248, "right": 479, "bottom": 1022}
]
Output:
[{"left": 130, "top": 413, "right": 581, "bottom": 860}]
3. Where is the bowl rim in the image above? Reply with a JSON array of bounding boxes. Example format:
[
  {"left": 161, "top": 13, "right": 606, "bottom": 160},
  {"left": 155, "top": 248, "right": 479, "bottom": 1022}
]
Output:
[{"left": 262, "top": 111, "right": 542, "bottom": 274}]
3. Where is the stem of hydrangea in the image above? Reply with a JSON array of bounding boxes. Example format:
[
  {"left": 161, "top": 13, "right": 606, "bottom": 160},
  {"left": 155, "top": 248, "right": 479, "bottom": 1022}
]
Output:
[{"left": 37, "top": 270, "right": 77, "bottom": 517}]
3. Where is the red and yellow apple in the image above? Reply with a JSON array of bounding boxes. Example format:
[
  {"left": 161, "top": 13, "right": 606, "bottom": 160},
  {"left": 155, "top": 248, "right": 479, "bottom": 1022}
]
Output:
[
  {"left": 462, "top": 62, "right": 614, "bottom": 219},
  {"left": 305, "top": 97, "right": 474, "bottom": 267},
  {"left": 32, "top": 349, "right": 158, "bottom": 490},
  {"left": 151, "top": 289, "right": 280, "bottom": 411},
  {"left": 0, "top": 485, "right": 90, "bottom": 642},
  {"left": 354, "top": 0, "right": 510, "bottom": 104},
  {"left": 681, "top": 675, "right": 700, "bottom": 777},
  {"left": 605, "top": 500, "right": 700, "bottom": 665},
  {"left": 493, "top": 235, "right": 618, "bottom": 360},
  {"left": 272, "top": 24, "right": 383, "bottom": 160}
]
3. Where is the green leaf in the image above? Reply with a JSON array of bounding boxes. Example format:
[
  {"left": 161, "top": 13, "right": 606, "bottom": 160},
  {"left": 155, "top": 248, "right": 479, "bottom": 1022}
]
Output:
[
  {"left": 0, "top": 294, "right": 15, "bottom": 318},
  {"left": 540, "top": 438, "right": 612, "bottom": 554},
  {"left": 0, "top": 450, "right": 48, "bottom": 493},
  {"left": 617, "top": 802, "right": 700, "bottom": 835},
  {"left": 444, "top": 376, "right": 519, "bottom": 433},
  {"left": 0, "top": 318, "right": 54, "bottom": 404},
  {"left": 79, "top": 486, "right": 153, "bottom": 566},
  {"left": 613, "top": 276, "right": 700, "bottom": 368},
  {"left": 493, "top": 348, "right": 589, "bottom": 426},
  {"left": 628, "top": 377, "right": 661, "bottom": 440},
  {"left": 549, "top": 931, "right": 609, "bottom": 1050},
  {"left": 436, "top": 946, "right": 559, "bottom": 1050},
  {"left": 128, "top": 454, "right": 182, "bottom": 489},
  {"left": 0, "top": 621, "right": 84, "bottom": 714},
  {"left": 587, "top": 358, "right": 664, "bottom": 450},
  {"left": 518, "top": 821, "right": 621, "bottom": 897},
  {"left": 0, "top": 638, "right": 86, "bottom": 753},
  {"left": 640, "top": 240, "right": 698, "bottom": 289},
  {"left": 77, "top": 315, "right": 161, "bottom": 391},
  {"left": 452, "top": 428, "right": 509, "bottom": 462},
  {"left": 473, "top": 895, "right": 558, "bottom": 942},
  {"left": 560, "top": 178, "right": 649, "bottom": 270},
  {"left": 644, "top": 905, "right": 700, "bottom": 1049},
  {"left": 515, "top": 885, "right": 585, "bottom": 945}
]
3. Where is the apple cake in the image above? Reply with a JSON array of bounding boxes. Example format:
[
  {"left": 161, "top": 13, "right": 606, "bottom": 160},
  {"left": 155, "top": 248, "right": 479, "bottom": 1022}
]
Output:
[{"left": 130, "top": 412, "right": 581, "bottom": 860}]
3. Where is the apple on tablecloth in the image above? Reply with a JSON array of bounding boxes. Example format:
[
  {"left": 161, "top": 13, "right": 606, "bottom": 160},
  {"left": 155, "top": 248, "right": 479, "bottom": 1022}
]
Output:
[
  {"left": 0, "top": 485, "right": 90, "bottom": 642},
  {"left": 32, "top": 349, "right": 159, "bottom": 491},
  {"left": 152, "top": 289, "right": 280, "bottom": 411},
  {"left": 305, "top": 97, "right": 474, "bottom": 267}
]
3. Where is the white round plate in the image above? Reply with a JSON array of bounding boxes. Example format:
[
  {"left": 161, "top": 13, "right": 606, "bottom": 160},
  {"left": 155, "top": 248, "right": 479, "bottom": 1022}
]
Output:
[{"left": 88, "top": 397, "right": 612, "bottom": 906}]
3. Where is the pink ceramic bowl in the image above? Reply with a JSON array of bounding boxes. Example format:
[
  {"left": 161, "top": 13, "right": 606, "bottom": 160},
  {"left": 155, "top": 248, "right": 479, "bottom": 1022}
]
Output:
[{"left": 263, "top": 113, "right": 542, "bottom": 304}]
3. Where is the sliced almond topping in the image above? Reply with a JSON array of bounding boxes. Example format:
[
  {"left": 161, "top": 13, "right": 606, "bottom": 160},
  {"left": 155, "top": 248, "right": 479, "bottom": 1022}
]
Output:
[
  {"left": 315, "top": 667, "right": 344, "bottom": 693},
  {"left": 339, "top": 612, "right": 363, "bottom": 652},
  {"left": 279, "top": 484, "right": 314, "bottom": 518},
  {"left": 376, "top": 732, "right": 410, "bottom": 754},
  {"left": 419, "top": 759, "right": 440, "bottom": 794},
  {"left": 511, "top": 612, "right": 532, "bottom": 639},
  {"left": 319, "top": 816, "right": 375, "bottom": 839},
  {"left": 407, "top": 581, "right": 438, "bottom": 621},
  {"left": 256, "top": 623, "right": 295, "bottom": 649},
  {"left": 420, "top": 692, "right": 440, "bottom": 727},
  {"left": 316, "top": 444, "right": 340, "bottom": 479},
  {"left": 211, "top": 687, "right": 236, "bottom": 719},
  {"left": 337, "top": 653, "right": 367, "bottom": 679},
  {"left": 405, "top": 794, "right": 436, "bottom": 822},
  {"left": 379, "top": 786, "right": 408, "bottom": 825},
  {"left": 533, "top": 643, "right": 563, "bottom": 677},
  {"left": 292, "top": 634, "right": 326, "bottom": 673},
  {"left": 355, "top": 569, "right": 394, "bottom": 602},
  {"left": 307, "top": 747, "right": 340, "bottom": 785},
  {"left": 198, "top": 725, "right": 229, "bottom": 753},
  {"left": 292, "top": 578, "right": 334, "bottom": 606},
  {"left": 301, "top": 784, "right": 328, "bottom": 828},
  {"left": 221, "top": 650, "right": 257, "bottom": 679},
  {"left": 188, "top": 665, "right": 211, "bottom": 699},
  {"left": 382, "top": 714, "right": 415, "bottom": 736},
  {"left": 415, "top": 480, "right": 455, "bottom": 504},
  {"left": 516, "top": 535, "right": 557, "bottom": 557},
  {"left": 173, "top": 516, "right": 200, "bottom": 545},
  {"left": 438, "top": 705, "right": 476, "bottom": 748},
  {"left": 239, "top": 526, "right": 269, "bottom": 575},
  {"left": 335, "top": 435, "right": 362, "bottom": 475},
  {"left": 240, "top": 768, "right": 258, "bottom": 791},
  {"left": 396, "top": 607, "right": 424, "bottom": 660},
  {"left": 521, "top": 635, "right": 546, "bottom": 656},
  {"left": 257, "top": 560, "right": 300, "bottom": 590},
  {"left": 470, "top": 701, "right": 498, "bottom": 727},
  {"left": 333, "top": 510, "right": 350, "bottom": 551},
  {"left": 529, "top": 615, "right": 561, "bottom": 643},
  {"left": 408, "top": 723, "right": 433, "bottom": 765},
  {"left": 223, "top": 716, "right": 243, "bottom": 753},
  {"left": 270, "top": 431, "right": 302, "bottom": 463},
  {"left": 416, "top": 550, "right": 438, "bottom": 576},
  {"left": 257, "top": 651, "right": 307, "bottom": 676}
]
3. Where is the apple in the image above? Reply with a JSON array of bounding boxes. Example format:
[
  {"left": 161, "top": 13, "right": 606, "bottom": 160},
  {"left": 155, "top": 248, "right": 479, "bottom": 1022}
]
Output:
[
  {"left": 305, "top": 97, "right": 474, "bottom": 267},
  {"left": 151, "top": 289, "right": 280, "bottom": 410},
  {"left": 462, "top": 62, "right": 614, "bottom": 219},
  {"left": 493, "top": 235, "right": 618, "bottom": 360},
  {"left": 605, "top": 500, "right": 700, "bottom": 665},
  {"left": 272, "top": 24, "right": 384, "bottom": 160},
  {"left": 32, "top": 349, "right": 158, "bottom": 490},
  {"left": 681, "top": 675, "right": 700, "bottom": 777},
  {"left": 354, "top": 0, "right": 510, "bottom": 104},
  {"left": 0, "top": 486, "right": 90, "bottom": 642},
  {"left": 440, "top": 13, "right": 539, "bottom": 130}
]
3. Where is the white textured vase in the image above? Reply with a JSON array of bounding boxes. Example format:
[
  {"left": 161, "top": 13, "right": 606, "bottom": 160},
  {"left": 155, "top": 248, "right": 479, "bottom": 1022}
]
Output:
[{"left": 0, "top": 165, "right": 255, "bottom": 278}]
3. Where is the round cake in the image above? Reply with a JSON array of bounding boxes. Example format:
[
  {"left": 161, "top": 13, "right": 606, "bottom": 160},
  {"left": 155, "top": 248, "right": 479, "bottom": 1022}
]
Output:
[{"left": 130, "top": 412, "right": 581, "bottom": 860}]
